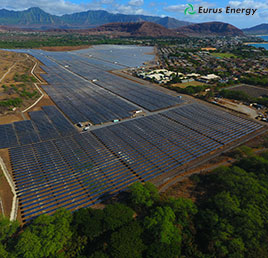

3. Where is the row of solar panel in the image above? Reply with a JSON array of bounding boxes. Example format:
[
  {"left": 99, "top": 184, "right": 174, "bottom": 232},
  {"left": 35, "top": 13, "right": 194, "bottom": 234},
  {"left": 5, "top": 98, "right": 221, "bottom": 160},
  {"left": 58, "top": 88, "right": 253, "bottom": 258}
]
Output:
[
  {"left": 10, "top": 133, "right": 139, "bottom": 221},
  {"left": 0, "top": 106, "right": 76, "bottom": 148},
  {"left": 9, "top": 103, "right": 263, "bottom": 221},
  {"left": 39, "top": 65, "right": 138, "bottom": 124},
  {"left": 161, "top": 103, "right": 263, "bottom": 145},
  {"left": 45, "top": 53, "right": 183, "bottom": 111}
]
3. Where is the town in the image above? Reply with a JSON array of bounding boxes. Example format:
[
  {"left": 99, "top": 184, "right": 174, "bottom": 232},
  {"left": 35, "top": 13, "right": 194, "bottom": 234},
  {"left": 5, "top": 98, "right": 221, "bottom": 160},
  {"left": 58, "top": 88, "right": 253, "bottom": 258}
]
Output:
[{"left": 129, "top": 36, "right": 268, "bottom": 121}]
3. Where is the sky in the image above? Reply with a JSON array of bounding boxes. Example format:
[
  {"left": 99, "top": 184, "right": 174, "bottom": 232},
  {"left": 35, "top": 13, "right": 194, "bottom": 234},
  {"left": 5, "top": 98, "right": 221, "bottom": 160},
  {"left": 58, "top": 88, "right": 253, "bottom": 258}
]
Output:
[{"left": 0, "top": 0, "right": 268, "bottom": 28}]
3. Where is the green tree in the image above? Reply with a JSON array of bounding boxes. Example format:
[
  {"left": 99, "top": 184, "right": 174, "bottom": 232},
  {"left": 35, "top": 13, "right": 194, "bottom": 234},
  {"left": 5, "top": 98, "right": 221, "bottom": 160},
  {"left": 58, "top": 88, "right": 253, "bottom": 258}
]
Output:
[
  {"left": 18, "top": 209, "right": 72, "bottom": 258},
  {"left": 129, "top": 182, "right": 159, "bottom": 208},
  {"left": 103, "top": 203, "right": 134, "bottom": 231},
  {"left": 72, "top": 208, "right": 104, "bottom": 240},
  {"left": 109, "top": 221, "right": 145, "bottom": 258},
  {"left": 144, "top": 206, "right": 180, "bottom": 245},
  {"left": 15, "top": 230, "right": 42, "bottom": 258},
  {"left": 0, "top": 215, "right": 19, "bottom": 242}
]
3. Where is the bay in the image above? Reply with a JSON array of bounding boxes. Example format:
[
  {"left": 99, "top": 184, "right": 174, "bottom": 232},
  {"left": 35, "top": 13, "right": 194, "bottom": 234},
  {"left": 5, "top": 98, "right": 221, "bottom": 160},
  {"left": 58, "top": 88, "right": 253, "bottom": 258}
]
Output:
[{"left": 250, "top": 35, "right": 268, "bottom": 50}]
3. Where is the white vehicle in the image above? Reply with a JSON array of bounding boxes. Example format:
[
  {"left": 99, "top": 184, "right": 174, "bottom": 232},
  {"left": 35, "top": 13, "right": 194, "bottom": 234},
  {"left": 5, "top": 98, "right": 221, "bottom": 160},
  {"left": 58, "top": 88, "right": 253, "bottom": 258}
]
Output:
[
  {"left": 92, "top": 79, "right": 98, "bottom": 82},
  {"left": 83, "top": 126, "right": 90, "bottom": 131},
  {"left": 134, "top": 110, "right": 143, "bottom": 114}
]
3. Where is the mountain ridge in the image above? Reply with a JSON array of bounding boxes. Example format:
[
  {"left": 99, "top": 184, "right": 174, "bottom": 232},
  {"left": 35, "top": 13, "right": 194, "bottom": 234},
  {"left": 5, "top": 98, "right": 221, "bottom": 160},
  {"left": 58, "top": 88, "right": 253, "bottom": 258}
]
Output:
[
  {"left": 45, "top": 21, "right": 245, "bottom": 38},
  {"left": 0, "top": 7, "right": 191, "bottom": 29},
  {"left": 176, "top": 22, "right": 244, "bottom": 37},
  {"left": 243, "top": 23, "right": 268, "bottom": 35},
  {"left": 80, "top": 21, "right": 186, "bottom": 37}
]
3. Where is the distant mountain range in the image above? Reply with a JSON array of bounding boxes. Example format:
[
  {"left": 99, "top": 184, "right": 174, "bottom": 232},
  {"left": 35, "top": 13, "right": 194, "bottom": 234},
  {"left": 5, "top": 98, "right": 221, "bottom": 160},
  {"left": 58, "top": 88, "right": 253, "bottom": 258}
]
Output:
[
  {"left": 0, "top": 7, "right": 250, "bottom": 37},
  {"left": 176, "top": 22, "right": 244, "bottom": 37},
  {"left": 243, "top": 24, "right": 268, "bottom": 35},
  {"left": 0, "top": 7, "right": 191, "bottom": 29}
]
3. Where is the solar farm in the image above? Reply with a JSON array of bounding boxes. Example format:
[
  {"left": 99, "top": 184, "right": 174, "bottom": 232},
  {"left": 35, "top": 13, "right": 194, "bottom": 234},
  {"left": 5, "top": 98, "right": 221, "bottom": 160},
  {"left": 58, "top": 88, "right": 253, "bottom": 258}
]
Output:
[{"left": 0, "top": 46, "right": 265, "bottom": 222}]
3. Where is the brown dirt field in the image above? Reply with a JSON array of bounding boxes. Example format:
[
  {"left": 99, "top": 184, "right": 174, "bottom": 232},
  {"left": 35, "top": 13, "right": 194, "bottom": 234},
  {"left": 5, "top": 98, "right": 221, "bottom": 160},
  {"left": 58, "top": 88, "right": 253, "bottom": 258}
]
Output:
[
  {"left": 162, "top": 177, "right": 198, "bottom": 201},
  {"left": 0, "top": 51, "right": 45, "bottom": 116},
  {"left": 0, "top": 149, "right": 13, "bottom": 218},
  {"left": 0, "top": 50, "right": 51, "bottom": 123},
  {"left": 37, "top": 45, "right": 91, "bottom": 52},
  {"left": 0, "top": 112, "right": 24, "bottom": 124}
]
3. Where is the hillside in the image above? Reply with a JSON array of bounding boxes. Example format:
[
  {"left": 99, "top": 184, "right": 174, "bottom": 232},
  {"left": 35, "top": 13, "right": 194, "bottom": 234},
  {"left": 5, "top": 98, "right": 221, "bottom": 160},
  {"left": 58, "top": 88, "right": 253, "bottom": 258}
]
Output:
[
  {"left": 86, "top": 22, "right": 186, "bottom": 37},
  {"left": 243, "top": 23, "right": 268, "bottom": 35},
  {"left": 0, "top": 7, "right": 190, "bottom": 29},
  {"left": 0, "top": 7, "right": 62, "bottom": 27},
  {"left": 176, "top": 21, "right": 244, "bottom": 36}
]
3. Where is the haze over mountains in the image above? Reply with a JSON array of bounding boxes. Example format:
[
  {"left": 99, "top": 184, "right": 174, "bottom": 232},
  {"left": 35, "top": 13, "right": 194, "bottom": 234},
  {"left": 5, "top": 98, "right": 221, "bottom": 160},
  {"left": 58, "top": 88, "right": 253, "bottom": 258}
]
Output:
[{"left": 0, "top": 7, "right": 190, "bottom": 29}]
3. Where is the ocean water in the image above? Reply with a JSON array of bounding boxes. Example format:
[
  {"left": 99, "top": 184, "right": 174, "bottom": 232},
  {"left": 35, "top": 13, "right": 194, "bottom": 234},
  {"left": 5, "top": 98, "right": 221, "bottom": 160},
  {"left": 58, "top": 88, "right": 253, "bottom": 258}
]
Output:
[{"left": 250, "top": 35, "right": 268, "bottom": 50}]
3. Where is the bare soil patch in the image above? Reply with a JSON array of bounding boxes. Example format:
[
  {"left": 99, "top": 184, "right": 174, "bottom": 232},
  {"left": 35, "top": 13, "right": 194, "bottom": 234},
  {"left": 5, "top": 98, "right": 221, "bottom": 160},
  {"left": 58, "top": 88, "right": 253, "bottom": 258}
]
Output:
[
  {"left": 37, "top": 45, "right": 91, "bottom": 52},
  {"left": 0, "top": 149, "right": 13, "bottom": 218}
]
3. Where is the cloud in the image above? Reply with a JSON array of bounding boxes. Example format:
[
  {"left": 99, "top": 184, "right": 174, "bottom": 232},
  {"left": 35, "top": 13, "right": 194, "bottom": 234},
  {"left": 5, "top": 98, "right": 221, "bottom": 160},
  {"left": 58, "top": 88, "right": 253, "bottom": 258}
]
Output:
[
  {"left": 228, "top": 0, "right": 268, "bottom": 9},
  {"left": 163, "top": 4, "right": 187, "bottom": 13},
  {"left": 0, "top": 0, "right": 148, "bottom": 16},
  {"left": 114, "top": 4, "right": 145, "bottom": 14},
  {"left": 128, "top": 0, "right": 144, "bottom": 7},
  {"left": 0, "top": 0, "right": 98, "bottom": 15},
  {"left": 100, "top": 0, "right": 114, "bottom": 4},
  {"left": 164, "top": 1, "right": 215, "bottom": 13}
]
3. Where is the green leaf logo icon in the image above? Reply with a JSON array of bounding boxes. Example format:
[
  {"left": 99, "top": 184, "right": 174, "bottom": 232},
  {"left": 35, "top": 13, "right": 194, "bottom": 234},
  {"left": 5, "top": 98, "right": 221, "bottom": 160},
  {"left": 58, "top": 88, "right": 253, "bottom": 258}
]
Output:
[{"left": 184, "top": 4, "right": 196, "bottom": 15}]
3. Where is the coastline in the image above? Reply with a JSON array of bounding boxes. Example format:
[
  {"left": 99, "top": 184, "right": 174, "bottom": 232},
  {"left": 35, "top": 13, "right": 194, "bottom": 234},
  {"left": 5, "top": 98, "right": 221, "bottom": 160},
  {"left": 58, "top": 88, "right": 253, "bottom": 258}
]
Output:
[{"left": 244, "top": 42, "right": 268, "bottom": 45}]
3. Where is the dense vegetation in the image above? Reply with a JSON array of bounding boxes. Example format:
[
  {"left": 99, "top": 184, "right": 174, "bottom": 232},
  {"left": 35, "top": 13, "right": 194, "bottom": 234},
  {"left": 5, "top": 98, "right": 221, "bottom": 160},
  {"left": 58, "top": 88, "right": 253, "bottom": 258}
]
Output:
[
  {"left": 220, "top": 89, "right": 268, "bottom": 107},
  {"left": 0, "top": 149, "right": 268, "bottom": 257},
  {"left": 240, "top": 74, "right": 268, "bottom": 87}
]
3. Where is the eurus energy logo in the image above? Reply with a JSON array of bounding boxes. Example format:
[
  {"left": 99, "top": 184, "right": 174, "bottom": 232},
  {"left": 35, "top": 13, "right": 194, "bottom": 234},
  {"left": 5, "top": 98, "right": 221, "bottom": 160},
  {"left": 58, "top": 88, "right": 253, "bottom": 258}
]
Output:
[{"left": 184, "top": 4, "right": 257, "bottom": 16}]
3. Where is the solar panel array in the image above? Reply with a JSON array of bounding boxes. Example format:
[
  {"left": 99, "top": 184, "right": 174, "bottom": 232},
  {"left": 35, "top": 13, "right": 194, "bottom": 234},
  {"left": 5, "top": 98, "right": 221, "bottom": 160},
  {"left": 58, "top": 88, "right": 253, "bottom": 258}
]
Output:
[
  {"left": 14, "top": 120, "right": 40, "bottom": 145},
  {"left": 29, "top": 110, "right": 60, "bottom": 140},
  {"left": 5, "top": 49, "right": 182, "bottom": 117},
  {"left": 42, "top": 106, "right": 77, "bottom": 137},
  {"left": 10, "top": 133, "right": 139, "bottom": 221},
  {"left": 0, "top": 106, "right": 77, "bottom": 148},
  {"left": 73, "top": 45, "right": 155, "bottom": 68},
  {"left": 46, "top": 52, "right": 182, "bottom": 111},
  {"left": 8, "top": 103, "right": 264, "bottom": 221},
  {"left": 161, "top": 103, "right": 262, "bottom": 144},
  {"left": 1, "top": 48, "right": 265, "bottom": 223},
  {"left": 41, "top": 65, "right": 138, "bottom": 124},
  {"left": 0, "top": 124, "right": 19, "bottom": 148}
]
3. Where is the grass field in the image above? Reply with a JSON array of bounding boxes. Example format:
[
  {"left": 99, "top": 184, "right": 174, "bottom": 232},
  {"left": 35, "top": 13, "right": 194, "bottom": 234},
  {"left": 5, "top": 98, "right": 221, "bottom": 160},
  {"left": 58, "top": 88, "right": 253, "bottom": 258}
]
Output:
[
  {"left": 172, "top": 81, "right": 206, "bottom": 88},
  {"left": 210, "top": 52, "right": 238, "bottom": 59}
]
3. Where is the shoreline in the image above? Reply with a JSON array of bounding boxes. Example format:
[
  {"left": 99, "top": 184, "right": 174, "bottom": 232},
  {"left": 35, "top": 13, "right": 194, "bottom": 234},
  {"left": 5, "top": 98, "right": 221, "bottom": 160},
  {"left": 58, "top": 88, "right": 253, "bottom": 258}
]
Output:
[{"left": 244, "top": 42, "right": 268, "bottom": 45}]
